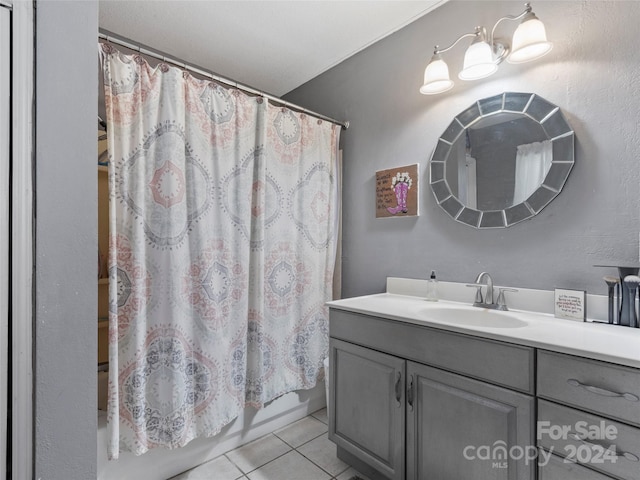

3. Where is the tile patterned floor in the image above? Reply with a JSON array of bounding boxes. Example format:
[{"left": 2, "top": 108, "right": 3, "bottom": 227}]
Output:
[{"left": 171, "top": 408, "right": 370, "bottom": 480}]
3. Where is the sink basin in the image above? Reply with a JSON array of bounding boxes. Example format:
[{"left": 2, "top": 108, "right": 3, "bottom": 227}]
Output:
[{"left": 416, "top": 306, "right": 528, "bottom": 329}]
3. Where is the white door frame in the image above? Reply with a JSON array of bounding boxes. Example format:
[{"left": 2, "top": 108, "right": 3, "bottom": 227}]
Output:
[
  {"left": 9, "top": 1, "right": 34, "bottom": 479},
  {"left": 0, "top": 5, "right": 10, "bottom": 480}
]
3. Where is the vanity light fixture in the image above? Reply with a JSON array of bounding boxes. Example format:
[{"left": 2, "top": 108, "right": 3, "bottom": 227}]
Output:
[{"left": 420, "top": 2, "right": 552, "bottom": 95}]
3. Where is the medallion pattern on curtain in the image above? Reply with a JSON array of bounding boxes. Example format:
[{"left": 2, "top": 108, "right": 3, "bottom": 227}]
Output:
[{"left": 100, "top": 44, "right": 340, "bottom": 459}]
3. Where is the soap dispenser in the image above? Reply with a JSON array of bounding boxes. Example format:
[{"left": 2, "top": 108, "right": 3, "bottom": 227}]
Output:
[{"left": 426, "top": 270, "right": 438, "bottom": 302}]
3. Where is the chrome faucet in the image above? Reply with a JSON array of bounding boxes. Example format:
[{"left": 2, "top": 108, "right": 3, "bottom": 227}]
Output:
[
  {"left": 466, "top": 272, "right": 495, "bottom": 308},
  {"left": 466, "top": 272, "right": 518, "bottom": 311},
  {"left": 475, "top": 272, "right": 494, "bottom": 305}
]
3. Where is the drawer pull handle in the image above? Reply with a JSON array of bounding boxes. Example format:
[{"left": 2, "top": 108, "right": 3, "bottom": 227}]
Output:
[
  {"left": 569, "top": 434, "right": 640, "bottom": 462},
  {"left": 395, "top": 371, "right": 402, "bottom": 407},
  {"left": 407, "top": 375, "right": 414, "bottom": 412},
  {"left": 567, "top": 379, "right": 639, "bottom": 402}
]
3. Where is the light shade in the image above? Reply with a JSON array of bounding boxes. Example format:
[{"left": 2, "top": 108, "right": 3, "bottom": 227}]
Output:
[
  {"left": 458, "top": 40, "right": 498, "bottom": 81},
  {"left": 507, "top": 13, "right": 553, "bottom": 64},
  {"left": 420, "top": 55, "right": 454, "bottom": 95}
]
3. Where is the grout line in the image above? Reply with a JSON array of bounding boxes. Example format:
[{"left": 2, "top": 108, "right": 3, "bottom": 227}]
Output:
[
  {"left": 272, "top": 426, "right": 328, "bottom": 450},
  {"left": 295, "top": 429, "right": 330, "bottom": 449},
  {"left": 311, "top": 413, "right": 328, "bottom": 425},
  {"left": 310, "top": 407, "right": 328, "bottom": 423},
  {"left": 296, "top": 445, "right": 350, "bottom": 479},
  {"left": 272, "top": 415, "right": 329, "bottom": 449},
  {"left": 244, "top": 449, "right": 330, "bottom": 479},
  {"left": 294, "top": 430, "right": 348, "bottom": 479},
  {"left": 224, "top": 452, "right": 247, "bottom": 476},
  {"left": 223, "top": 433, "right": 293, "bottom": 475},
  {"left": 238, "top": 448, "right": 295, "bottom": 476},
  {"left": 175, "top": 413, "right": 334, "bottom": 479},
  {"left": 272, "top": 431, "right": 336, "bottom": 479}
]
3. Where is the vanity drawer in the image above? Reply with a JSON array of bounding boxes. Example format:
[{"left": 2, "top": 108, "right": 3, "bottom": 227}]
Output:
[
  {"left": 538, "top": 400, "right": 640, "bottom": 480},
  {"left": 329, "top": 309, "right": 534, "bottom": 393},
  {"left": 539, "top": 452, "right": 615, "bottom": 480},
  {"left": 538, "top": 350, "right": 640, "bottom": 426}
]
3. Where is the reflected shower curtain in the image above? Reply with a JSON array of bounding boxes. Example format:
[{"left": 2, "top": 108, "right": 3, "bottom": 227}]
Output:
[
  {"left": 100, "top": 44, "right": 340, "bottom": 458},
  {"left": 513, "top": 140, "right": 552, "bottom": 205}
]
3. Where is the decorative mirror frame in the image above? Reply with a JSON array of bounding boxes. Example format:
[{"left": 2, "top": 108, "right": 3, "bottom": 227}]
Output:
[{"left": 429, "top": 92, "right": 575, "bottom": 228}]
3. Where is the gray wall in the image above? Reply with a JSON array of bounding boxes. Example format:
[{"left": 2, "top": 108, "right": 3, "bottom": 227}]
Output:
[
  {"left": 35, "top": 1, "right": 98, "bottom": 478},
  {"left": 27, "top": 1, "right": 640, "bottom": 476},
  {"left": 285, "top": 1, "right": 640, "bottom": 299}
]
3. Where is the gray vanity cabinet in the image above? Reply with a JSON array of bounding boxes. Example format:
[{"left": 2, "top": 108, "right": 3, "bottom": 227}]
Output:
[
  {"left": 406, "top": 362, "right": 534, "bottom": 480},
  {"left": 329, "top": 338, "right": 405, "bottom": 480},
  {"left": 537, "top": 350, "right": 640, "bottom": 480},
  {"left": 329, "top": 308, "right": 535, "bottom": 480}
]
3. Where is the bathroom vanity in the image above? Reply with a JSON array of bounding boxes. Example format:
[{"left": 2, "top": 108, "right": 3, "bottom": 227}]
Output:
[{"left": 327, "top": 279, "right": 640, "bottom": 480}]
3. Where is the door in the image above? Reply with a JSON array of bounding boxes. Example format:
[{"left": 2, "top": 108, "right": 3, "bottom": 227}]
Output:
[
  {"left": 0, "top": 5, "right": 10, "bottom": 480},
  {"left": 329, "top": 338, "right": 405, "bottom": 480},
  {"left": 407, "top": 362, "right": 534, "bottom": 480}
]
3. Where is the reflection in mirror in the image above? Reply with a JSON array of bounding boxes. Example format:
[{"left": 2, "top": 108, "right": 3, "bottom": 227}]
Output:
[
  {"left": 447, "top": 114, "right": 550, "bottom": 210},
  {"left": 430, "top": 92, "right": 574, "bottom": 228}
]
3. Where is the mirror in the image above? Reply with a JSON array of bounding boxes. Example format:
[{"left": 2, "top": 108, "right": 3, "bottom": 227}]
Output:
[{"left": 429, "top": 92, "right": 574, "bottom": 228}]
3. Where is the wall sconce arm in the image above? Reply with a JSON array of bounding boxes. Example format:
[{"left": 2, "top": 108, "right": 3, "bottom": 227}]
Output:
[
  {"left": 434, "top": 30, "right": 480, "bottom": 56},
  {"left": 489, "top": 2, "right": 533, "bottom": 46}
]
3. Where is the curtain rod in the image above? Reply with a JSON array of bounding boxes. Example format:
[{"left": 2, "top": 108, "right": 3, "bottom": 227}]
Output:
[{"left": 98, "top": 31, "right": 349, "bottom": 130}]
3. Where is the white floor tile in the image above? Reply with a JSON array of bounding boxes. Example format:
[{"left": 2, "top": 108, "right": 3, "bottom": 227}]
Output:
[
  {"left": 335, "top": 467, "right": 372, "bottom": 480},
  {"left": 274, "top": 416, "right": 327, "bottom": 448},
  {"left": 311, "top": 407, "right": 328, "bottom": 425},
  {"left": 171, "top": 454, "right": 243, "bottom": 480},
  {"left": 247, "top": 451, "right": 331, "bottom": 480},
  {"left": 297, "top": 433, "right": 349, "bottom": 477},
  {"left": 225, "top": 434, "right": 291, "bottom": 474},
  {"left": 170, "top": 411, "right": 352, "bottom": 480}
]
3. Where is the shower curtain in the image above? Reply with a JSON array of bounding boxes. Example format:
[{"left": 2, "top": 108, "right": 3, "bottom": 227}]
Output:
[
  {"left": 513, "top": 140, "right": 552, "bottom": 205},
  {"left": 100, "top": 44, "right": 340, "bottom": 459}
]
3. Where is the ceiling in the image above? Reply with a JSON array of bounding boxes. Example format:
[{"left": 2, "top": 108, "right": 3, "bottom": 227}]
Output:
[{"left": 99, "top": 0, "right": 447, "bottom": 97}]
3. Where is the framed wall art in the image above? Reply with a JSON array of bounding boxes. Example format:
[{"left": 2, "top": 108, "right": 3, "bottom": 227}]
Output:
[{"left": 375, "top": 164, "right": 419, "bottom": 218}]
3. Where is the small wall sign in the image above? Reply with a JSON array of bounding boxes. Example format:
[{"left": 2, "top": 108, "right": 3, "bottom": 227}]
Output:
[
  {"left": 554, "top": 288, "right": 587, "bottom": 321},
  {"left": 375, "top": 164, "right": 419, "bottom": 218}
]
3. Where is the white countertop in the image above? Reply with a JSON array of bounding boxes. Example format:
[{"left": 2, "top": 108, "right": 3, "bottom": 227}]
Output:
[{"left": 327, "top": 279, "right": 640, "bottom": 369}]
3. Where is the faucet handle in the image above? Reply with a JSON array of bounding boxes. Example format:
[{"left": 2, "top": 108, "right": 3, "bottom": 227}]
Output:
[
  {"left": 496, "top": 288, "right": 518, "bottom": 311},
  {"left": 466, "top": 283, "right": 484, "bottom": 304}
]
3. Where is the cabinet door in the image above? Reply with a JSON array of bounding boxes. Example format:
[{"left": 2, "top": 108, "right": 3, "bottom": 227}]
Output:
[
  {"left": 407, "top": 362, "right": 534, "bottom": 480},
  {"left": 329, "top": 338, "right": 405, "bottom": 480}
]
